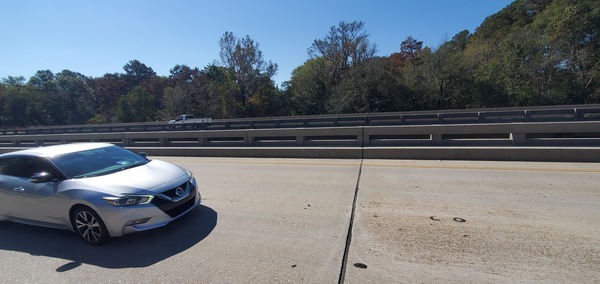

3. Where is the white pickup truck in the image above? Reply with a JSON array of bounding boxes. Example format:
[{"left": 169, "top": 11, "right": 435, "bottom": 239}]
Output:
[{"left": 168, "top": 114, "right": 212, "bottom": 124}]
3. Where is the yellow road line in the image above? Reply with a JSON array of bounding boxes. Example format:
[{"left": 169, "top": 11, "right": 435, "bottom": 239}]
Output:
[
  {"left": 364, "top": 163, "right": 600, "bottom": 173},
  {"left": 168, "top": 157, "right": 600, "bottom": 173},
  {"left": 180, "top": 159, "right": 360, "bottom": 167}
]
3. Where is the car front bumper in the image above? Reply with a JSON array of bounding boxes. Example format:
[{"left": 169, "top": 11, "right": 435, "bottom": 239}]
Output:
[{"left": 98, "top": 185, "right": 201, "bottom": 237}]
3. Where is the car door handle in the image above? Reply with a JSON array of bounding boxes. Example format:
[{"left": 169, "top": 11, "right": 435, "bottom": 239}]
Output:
[{"left": 13, "top": 187, "right": 25, "bottom": 192}]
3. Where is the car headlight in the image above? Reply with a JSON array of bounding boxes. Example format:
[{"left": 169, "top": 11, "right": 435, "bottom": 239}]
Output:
[
  {"left": 186, "top": 169, "right": 196, "bottom": 184},
  {"left": 102, "top": 195, "right": 154, "bottom": 207}
]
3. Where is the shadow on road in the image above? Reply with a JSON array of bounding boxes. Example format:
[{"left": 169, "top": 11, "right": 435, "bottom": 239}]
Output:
[{"left": 0, "top": 205, "right": 217, "bottom": 270}]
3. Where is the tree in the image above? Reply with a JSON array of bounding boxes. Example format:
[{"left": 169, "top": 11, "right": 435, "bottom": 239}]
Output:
[
  {"left": 55, "top": 70, "right": 97, "bottom": 124},
  {"left": 116, "top": 86, "right": 158, "bottom": 122},
  {"left": 422, "top": 31, "right": 477, "bottom": 109},
  {"left": 200, "top": 64, "right": 241, "bottom": 118},
  {"left": 0, "top": 76, "right": 30, "bottom": 127},
  {"left": 219, "top": 31, "right": 278, "bottom": 112},
  {"left": 545, "top": 0, "right": 600, "bottom": 103},
  {"left": 399, "top": 36, "right": 424, "bottom": 68},
  {"left": 309, "top": 21, "right": 376, "bottom": 84},
  {"left": 331, "top": 57, "right": 416, "bottom": 113},
  {"left": 123, "top": 60, "right": 157, "bottom": 86},
  {"left": 26, "top": 70, "right": 65, "bottom": 125},
  {"left": 394, "top": 37, "right": 437, "bottom": 110},
  {"left": 463, "top": 0, "right": 600, "bottom": 106},
  {"left": 169, "top": 64, "right": 201, "bottom": 85},
  {"left": 90, "top": 73, "right": 129, "bottom": 123},
  {"left": 161, "top": 65, "right": 202, "bottom": 119},
  {"left": 162, "top": 85, "right": 193, "bottom": 118},
  {"left": 287, "top": 57, "right": 330, "bottom": 115}
]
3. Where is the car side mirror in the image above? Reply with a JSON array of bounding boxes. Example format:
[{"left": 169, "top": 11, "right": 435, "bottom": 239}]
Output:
[
  {"left": 30, "top": 172, "right": 54, "bottom": 183},
  {"left": 138, "top": 152, "right": 148, "bottom": 158}
]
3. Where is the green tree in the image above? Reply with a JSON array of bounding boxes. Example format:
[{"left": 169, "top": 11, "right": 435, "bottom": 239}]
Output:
[
  {"left": 0, "top": 76, "right": 30, "bottom": 127},
  {"left": 286, "top": 57, "right": 330, "bottom": 115},
  {"left": 395, "top": 38, "right": 436, "bottom": 110},
  {"left": 163, "top": 85, "right": 194, "bottom": 119},
  {"left": 116, "top": 86, "right": 158, "bottom": 122},
  {"left": 464, "top": 0, "right": 600, "bottom": 106},
  {"left": 331, "top": 57, "right": 415, "bottom": 113},
  {"left": 169, "top": 64, "right": 201, "bottom": 84},
  {"left": 55, "top": 70, "right": 97, "bottom": 124},
  {"left": 200, "top": 64, "right": 242, "bottom": 118},
  {"left": 162, "top": 64, "right": 204, "bottom": 119},
  {"left": 545, "top": 0, "right": 600, "bottom": 103},
  {"left": 26, "top": 70, "right": 67, "bottom": 125},
  {"left": 424, "top": 31, "right": 477, "bottom": 109},
  {"left": 123, "top": 59, "right": 157, "bottom": 86}
]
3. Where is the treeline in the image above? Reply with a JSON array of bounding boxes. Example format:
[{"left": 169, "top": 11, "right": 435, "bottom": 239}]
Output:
[{"left": 1, "top": 0, "right": 598, "bottom": 128}]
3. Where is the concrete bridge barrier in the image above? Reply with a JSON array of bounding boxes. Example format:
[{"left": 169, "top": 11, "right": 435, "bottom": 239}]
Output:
[{"left": 1, "top": 121, "right": 599, "bottom": 162}]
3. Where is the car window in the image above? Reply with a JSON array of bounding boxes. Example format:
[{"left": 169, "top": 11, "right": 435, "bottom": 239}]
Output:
[
  {"left": 0, "top": 156, "right": 58, "bottom": 179},
  {"left": 50, "top": 146, "right": 149, "bottom": 178}
]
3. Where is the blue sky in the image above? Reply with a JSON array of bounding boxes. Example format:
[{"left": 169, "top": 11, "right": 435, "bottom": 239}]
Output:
[{"left": 1, "top": 0, "right": 513, "bottom": 86}]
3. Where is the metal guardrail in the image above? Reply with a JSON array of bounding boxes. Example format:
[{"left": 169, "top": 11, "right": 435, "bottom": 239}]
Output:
[
  {"left": 1, "top": 106, "right": 600, "bottom": 136},
  {"left": 1, "top": 120, "right": 599, "bottom": 162},
  {"left": 1, "top": 121, "right": 599, "bottom": 149}
]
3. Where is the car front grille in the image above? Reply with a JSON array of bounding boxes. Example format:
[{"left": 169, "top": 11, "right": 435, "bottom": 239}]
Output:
[{"left": 151, "top": 181, "right": 197, "bottom": 217}]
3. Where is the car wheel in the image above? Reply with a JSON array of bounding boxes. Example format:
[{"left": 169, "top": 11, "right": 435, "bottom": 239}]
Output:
[{"left": 71, "top": 206, "right": 109, "bottom": 245}]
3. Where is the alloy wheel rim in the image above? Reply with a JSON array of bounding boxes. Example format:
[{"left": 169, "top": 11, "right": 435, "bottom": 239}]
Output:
[{"left": 75, "top": 211, "right": 102, "bottom": 243}]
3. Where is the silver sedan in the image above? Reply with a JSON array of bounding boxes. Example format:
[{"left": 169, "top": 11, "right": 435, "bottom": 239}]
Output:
[{"left": 0, "top": 143, "right": 200, "bottom": 245}]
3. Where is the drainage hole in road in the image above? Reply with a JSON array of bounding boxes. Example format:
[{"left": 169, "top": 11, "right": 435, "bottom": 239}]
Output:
[{"left": 354, "top": 263, "right": 368, "bottom": 269}]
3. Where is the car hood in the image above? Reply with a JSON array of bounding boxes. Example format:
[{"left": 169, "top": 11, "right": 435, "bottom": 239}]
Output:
[{"left": 70, "top": 159, "right": 190, "bottom": 195}]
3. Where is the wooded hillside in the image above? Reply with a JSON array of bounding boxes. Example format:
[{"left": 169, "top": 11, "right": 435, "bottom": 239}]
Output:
[{"left": 1, "top": 0, "right": 598, "bottom": 128}]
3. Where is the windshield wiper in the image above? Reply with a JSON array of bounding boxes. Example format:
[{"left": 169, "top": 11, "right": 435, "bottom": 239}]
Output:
[{"left": 120, "top": 162, "right": 146, "bottom": 171}]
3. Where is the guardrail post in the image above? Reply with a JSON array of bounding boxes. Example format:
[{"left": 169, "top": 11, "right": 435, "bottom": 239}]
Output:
[
  {"left": 431, "top": 134, "right": 442, "bottom": 146},
  {"left": 296, "top": 136, "right": 305, "bottom": 146},
  {"left": 478, "top": 112, "right": 485, "bottom": 123},
  {"left": 437, "top": 114, "right": 444, "bottom": 124},
  {"left": 574, "top": 108, "right": 582, "bottom": 121},
  {"left": 511, "top": 133, "right": 526, "bottom": 146},
  {"left": 360, "top": 127, "right": 367, "bottom": 147},
  {"left": 524, "top": 110, "right": 532, "bottom": 122},
  {"left": 244, "top": 132, "right": 252, "bottom": 146}
]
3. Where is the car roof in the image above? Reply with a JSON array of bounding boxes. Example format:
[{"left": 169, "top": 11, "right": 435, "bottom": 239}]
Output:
[{"left": 0, "top": 143, "right": 115, "bottom": 158}]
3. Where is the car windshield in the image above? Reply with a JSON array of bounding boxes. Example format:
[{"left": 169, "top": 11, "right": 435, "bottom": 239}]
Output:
[{"left": 50, "top": 146, "right": 149, "bottom": 179}]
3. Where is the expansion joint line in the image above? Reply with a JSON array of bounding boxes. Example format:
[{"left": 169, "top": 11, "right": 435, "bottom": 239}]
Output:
[{"left": 338, "top": 159, "right": 364, "bottom": 284}]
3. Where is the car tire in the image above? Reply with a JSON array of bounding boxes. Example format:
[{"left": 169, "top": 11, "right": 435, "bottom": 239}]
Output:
[{"left": 71, "top": 206, "right": 109, "bottom": 246}]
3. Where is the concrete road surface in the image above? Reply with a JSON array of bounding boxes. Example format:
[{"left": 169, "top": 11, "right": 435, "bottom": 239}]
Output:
[
  {"left": 347, "top": 160, "right": 600, "bottom": 283},
  {"left": 0, "top": 157, "right": 598, "bottom": 283}
]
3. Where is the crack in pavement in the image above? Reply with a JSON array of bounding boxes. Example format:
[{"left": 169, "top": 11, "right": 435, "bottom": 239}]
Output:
[{"left": 338, "top": 159, "right": 364, "bottom": 284}]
